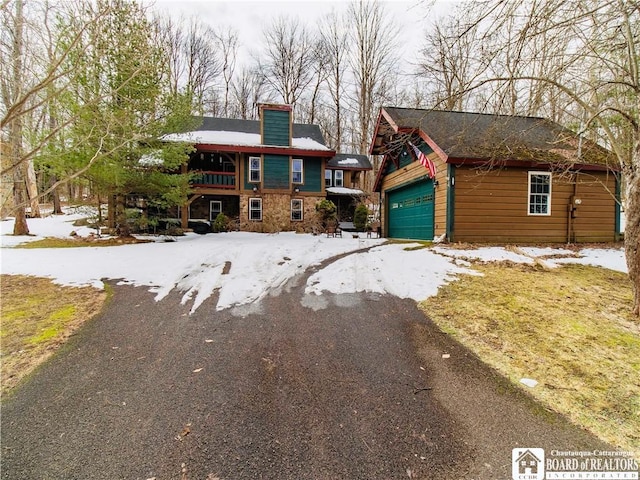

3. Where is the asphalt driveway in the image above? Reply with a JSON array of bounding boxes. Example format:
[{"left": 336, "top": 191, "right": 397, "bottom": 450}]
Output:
[{"left": 1, "top": 254, "right": 612, "bottom": 480}]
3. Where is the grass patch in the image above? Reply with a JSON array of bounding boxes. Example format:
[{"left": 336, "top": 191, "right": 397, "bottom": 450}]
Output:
[
  {"left": 419, "top": 263, "right": 639, "bottom": 452},
  {"left": 403, "top": 242, "right": 433, "bottom": 251},
  {"left": 386, "top": 239, "right": 433, "bottom": 250},
  {"left": 16, "top": 236, "right": 152, "bottom": 248},
  {"left": 0, "top": 275, "right": 107, "bottom": 394}
]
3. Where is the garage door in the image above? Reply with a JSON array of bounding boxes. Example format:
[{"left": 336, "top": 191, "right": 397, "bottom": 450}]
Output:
[{"left": 387, "top": 180, "right": 434, "bottom": 240}]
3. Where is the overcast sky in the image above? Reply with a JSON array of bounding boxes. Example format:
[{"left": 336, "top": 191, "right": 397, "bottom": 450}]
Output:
[{"left": 148, "top": 0, "right": 460, "bottom": 71}]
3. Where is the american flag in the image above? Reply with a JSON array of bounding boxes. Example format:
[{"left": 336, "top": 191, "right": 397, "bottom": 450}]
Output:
[{"left": 409, "top": 142, "right": 437, "bottom": 179}]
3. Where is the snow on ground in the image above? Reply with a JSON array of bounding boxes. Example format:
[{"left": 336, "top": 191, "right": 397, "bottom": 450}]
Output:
[
  {"left": 0, "top": 217, "right": 384, "bottom": 312},
  {"left": 306, "top": 244, "right": 479, "bottom": 299},
  {"left": 518, "top": 246, "right": 575, "bottom": 257},
  {"left": 549, "top": 248, "right": 628, "bottom": 272},
  {"left": 433, "top": 244, "right": 627, "bottom": 274},
  {"left": 0, "top": 209, "right": 97, "bottom": 247},
  {"left": 432, "top": 246, "right": 534, "bottom": 264},
  {"left": 0, "top": 211, "right": 627, "bottom": 313}
]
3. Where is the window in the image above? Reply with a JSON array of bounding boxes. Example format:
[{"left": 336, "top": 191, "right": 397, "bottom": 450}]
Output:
[
  {"left": 334, "top": 170, "right": 343, "bottom": 187},
  {"left": 249, "top": 156, "right": 261, "bottom": 183},
  {"left": 291, "top": 199, "right": 303, "bottom": 221},
  {"left": 292, "top": 158, "right": 303, "bottom": 184},
  {"left": 249, "top": 198, "right": 262, "bottom": 221},
  {"left": 528, "top": 172, "right": 551, "bottom": 215},
  {"left": 325, "top": 169, "right": 332, "bottom": 187},
  {"left": 209, "top": 200, "right": 222, "bottom": 221}
]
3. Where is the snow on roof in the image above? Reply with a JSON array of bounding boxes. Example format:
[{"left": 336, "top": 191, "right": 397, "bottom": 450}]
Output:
[
  {"left": 161, "top": 130, "right": 330, "bottom": 151},
  {"left": 327, "top": 153, "right": 372, "bottom": 170},
  {"left": 292, "top": 137, "right": 331, "bottom": 151},
  {"left": 326, "top": 187, "right": 365, "bottom": 195},
  {"left": 338, "top": 158, "right": 360, "bottom": 165}
]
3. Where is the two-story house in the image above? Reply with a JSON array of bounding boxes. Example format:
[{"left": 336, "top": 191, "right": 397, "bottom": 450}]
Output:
[{"left": 163, "top": 104, "right": 339, "bottom": 233}]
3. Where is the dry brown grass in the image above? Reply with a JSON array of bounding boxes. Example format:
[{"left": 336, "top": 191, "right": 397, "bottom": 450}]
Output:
[
  {"left": 1, "top": 275, "right": 107, "bottom": 394},
  {"left": 16, "top": 236, "right": 151, "bottom": 248},
  {"left": 419, "top": 262, "right": 639, "bottom": 452}
]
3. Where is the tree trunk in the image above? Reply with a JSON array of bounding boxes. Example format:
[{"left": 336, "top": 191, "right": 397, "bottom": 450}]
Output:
[
  {"left": 50, "top": 175, "right": 63, "bottom": 214},
  {"left": 114, "top": 194, "right": 131, "bottom": 237},
  {"left": 25, "top": 158, "right": 40, "bottom": 217},
  {"left": 12, "top": 163, "right": 29, "bottom": 235},
  {"left": 624, "top": 170, "right": 640, "bottom": 316},
  {"left": 96, "top": 194, "right": 103, "bottom": 225},
  {"left": 9, "top": 0, "right": 29, "bottom": 235}
]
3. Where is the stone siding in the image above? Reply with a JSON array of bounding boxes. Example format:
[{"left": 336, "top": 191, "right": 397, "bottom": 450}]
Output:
[{"left": 240, "top": 193, "right": 324, "bottom": 233}]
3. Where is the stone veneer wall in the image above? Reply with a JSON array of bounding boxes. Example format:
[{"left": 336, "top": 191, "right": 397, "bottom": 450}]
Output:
[{"left": 240, "top": 193, "right": 324, "bottom": 233}]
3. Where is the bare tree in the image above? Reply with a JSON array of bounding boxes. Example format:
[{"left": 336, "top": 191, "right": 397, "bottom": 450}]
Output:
[
  {"left": 1, "top": 0, "right": 116, "bottom": 232},
  {"left": 156, "top": 15, "right": 221, "bottom": 115},
  {"left": 348, "top": 0, "right": 399, "bottom": 154},
  {"left": 216, "top": 26, "right": 239, "bottom": 117},
  {"left": 319, "top": 10, "right": 349, "bottom": 150},
  {"left": 2, "top": 0, "right": 29, "bottom": 233},
  {"left": 418, "top": 14, "right": 487, "bottom": 111},
  {"left": 259, "top": 16, "right": 317, "bottom": 113},
  {"left": 301, "top": 36, "right": 330, "bottom": 125},
  {"left": 231, "top": 66, "right": 271, "bottom": 120}
]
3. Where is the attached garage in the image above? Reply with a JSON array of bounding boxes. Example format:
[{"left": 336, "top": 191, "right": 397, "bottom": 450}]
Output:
[
  {"left": 386, "top": 179, "right": 435, "bottom": 240},
  {"left": 371, "top": 107, "right": 619, "bottom": 243}
]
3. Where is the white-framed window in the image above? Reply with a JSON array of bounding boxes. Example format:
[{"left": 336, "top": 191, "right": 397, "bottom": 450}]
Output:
[
  {"left": 291, "top": 199, "right": 303, "bottom": 221},
  {"left": 292, "top": 158, "right": 303, "bottom": 184},
  {"left": 249, "top": 156, "right": 261, "bottom": 183},
  {"left": 325, "top": 169, "right": 332, "bottom": 187},
  {"left": 334, "top": 170, "right": 344, "bottom": 187},
  {"left": 249, "top": 197, "right": 262, "bottom": 221},
  {"left": 210, "top": 200, "right": 222, "bottom": 221},
  {"left": 528, "top": 172, "right": 551, "bottom": 215}
]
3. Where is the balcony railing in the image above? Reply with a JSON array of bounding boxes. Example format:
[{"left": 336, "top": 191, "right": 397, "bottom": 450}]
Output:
[{"left": 191, "top": 171, "right": 236, "bottom": 189}]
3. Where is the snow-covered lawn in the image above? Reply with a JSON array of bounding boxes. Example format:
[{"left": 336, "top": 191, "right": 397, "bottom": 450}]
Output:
[{"left": 0, "top": 211, "right": 627, "bottom": 313}]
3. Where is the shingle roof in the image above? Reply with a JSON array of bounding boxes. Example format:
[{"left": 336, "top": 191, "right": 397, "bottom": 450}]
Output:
[
  {"left": 381, "top": 107, "right": 616, "bottom": 167},
  {"left": 193, "top": 117, "right": 326, "bottom": 146},
  {"left": 327, "top": 153, "right": 372, "bottom": 170}
]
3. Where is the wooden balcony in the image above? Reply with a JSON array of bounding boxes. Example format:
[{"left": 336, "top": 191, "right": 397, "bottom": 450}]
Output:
[{"left": 191, "top": 171, "right": 236, "bottom": 189}]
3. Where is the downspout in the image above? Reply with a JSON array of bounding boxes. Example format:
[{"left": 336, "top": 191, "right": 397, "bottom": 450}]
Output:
[
  {"left": 569, "top": 115, "right": 585, "bottom": 244},
  {"left": 567, "top": 172, "right": 578, "bottom": 244},
  {"left": 446, "top": 164, "right": 455, "bottom": 242},
  {"left": 382, "top": 191, "right": 387, "bottom": 238}
]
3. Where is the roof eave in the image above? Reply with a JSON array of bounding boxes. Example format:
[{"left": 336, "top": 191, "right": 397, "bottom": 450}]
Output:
[
  {"left": 369, "top": 107, "right": 400, "bottom": 155},
  {"left": 447, "top": 156, "right": 617, "bottom": 171},
  {"left": 327, "top": 166, "right": 372, "bottom": 171},
  {"left": 195, "top": 143, "right": 336, "bottom": 158}
]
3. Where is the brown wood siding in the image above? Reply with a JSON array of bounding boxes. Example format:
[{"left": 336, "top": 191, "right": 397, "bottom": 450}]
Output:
[
  {"left": 343, "top": 170, "right": 354, "bottom": 187},
  {"left": 452, "top": 167, "right": 616, "bottom": 242},
  {"left": 433, "top": 158, "right": 448, "bottom": 239},
  {"left": 343, "top": 170, "right": 367, "bottom": 190},
  {"left": 572, "top": 173, "right": 616, "bottom": 242}
]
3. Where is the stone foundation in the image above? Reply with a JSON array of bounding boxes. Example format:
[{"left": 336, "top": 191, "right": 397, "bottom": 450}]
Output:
[{"left": 240, "top": 193, "right": 324, "bottom": 233}]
